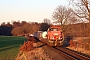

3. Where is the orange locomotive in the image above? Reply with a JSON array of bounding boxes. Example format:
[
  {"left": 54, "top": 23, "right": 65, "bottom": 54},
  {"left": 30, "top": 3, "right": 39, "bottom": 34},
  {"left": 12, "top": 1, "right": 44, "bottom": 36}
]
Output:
[{"left": 47, "top": 26, "right": 64, "bottom": 46}]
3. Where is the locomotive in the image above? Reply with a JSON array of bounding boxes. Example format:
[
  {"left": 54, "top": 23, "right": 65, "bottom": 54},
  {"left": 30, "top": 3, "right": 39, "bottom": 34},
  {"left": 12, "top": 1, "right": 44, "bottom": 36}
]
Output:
[{"left": 34, "top": 26, "right": 64, "bottom": 46}]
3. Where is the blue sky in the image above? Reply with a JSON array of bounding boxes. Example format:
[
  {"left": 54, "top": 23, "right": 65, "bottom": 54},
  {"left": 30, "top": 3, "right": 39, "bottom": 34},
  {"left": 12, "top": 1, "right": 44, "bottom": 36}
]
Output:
[{"left": 0, "top": 0, "right": 68, "bottom": 24}]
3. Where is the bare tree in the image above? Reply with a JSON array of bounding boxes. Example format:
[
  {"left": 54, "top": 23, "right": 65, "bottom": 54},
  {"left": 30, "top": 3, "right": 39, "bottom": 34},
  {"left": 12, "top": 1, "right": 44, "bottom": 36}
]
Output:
[
  {"left": 43, "top": 18, "right": 51, "bottom": 25},
  {"left": 69, "top": 0, "right": 90, "bottom": 22},
  {"left": 40, "top": 23, "right": 50, "bottom": 31},
  {"left": 1, "top": 22, "right": 6, "bottom": 26},
  {"left": 52, "top": 5, "right": 75, "bottom": 32},
  {"left": 69, "top": 0, "right": 90, "bottom": 35},
  {"left": 12, "top": 21, "right": 21, "bottom": 28}
]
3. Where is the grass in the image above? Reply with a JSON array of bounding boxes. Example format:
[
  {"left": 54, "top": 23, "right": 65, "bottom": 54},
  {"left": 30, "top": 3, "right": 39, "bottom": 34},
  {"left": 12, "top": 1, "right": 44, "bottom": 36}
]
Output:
[{"left": 0, "top": 36, "right": 27, "bottom": 60}]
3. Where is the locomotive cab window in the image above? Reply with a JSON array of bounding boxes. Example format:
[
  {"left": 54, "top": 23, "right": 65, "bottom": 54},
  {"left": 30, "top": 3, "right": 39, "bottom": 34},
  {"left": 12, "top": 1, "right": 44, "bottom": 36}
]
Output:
[{"left": 49, "top": 28, "right": 58, "bottom": 31}]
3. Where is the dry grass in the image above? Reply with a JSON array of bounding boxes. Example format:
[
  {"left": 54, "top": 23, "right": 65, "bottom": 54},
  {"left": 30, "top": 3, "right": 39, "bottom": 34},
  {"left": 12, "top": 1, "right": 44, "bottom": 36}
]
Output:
[
  {"left": 68, "top": 37, "right": 90, "bottom": 56},
  {"left": 15, "top": 48, "right": 53, "bottom": 60}
]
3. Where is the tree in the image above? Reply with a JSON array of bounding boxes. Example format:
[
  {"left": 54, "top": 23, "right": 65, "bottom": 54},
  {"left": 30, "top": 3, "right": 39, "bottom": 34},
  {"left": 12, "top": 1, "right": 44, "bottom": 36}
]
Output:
[
  {"left": 69, "top": 0, "right": 90, "bottom": 22},
  {"left": 6, "top": 22, "right": 12, "bottom": 27},
  {"left": 0, "top": 26, "right": 12, "bottom": 36},
  {"left": 69, "top": 0, "right": 90, "bottom": 35},
  {"left": 12, "top": 21, "right": 21, "bottom": 28},
  {"left": 40, "top": 23, "right": 50, "bottom": 31},
  {"left": 21, "top": 21, "right": 27, "bottom": 26},
  {"left": 52, "top": 5, "right": 75, "bottom": 32},
  {"left": 1, "top": 22, "right": 6, "bottom": 26},
  {"left": 23, "top": 23, "right": 32, "bottom": 33},
  {"left": 43, "top": 18, "right": 51, "bottom": 24},
  {"left": 11, "top": 26, "right": 24, "bottom": 36},
  {"left": 31, "top": 22, "right": 40, "bottom": 33},
  {"left": 0, "top": 22, "right": 12, "bottom": 36}
]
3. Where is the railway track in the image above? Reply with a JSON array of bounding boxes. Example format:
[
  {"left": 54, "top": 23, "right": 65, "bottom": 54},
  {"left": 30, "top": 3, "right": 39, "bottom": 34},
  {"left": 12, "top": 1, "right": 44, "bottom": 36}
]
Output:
[
  {"left": 35, "top": 41, "right": 90, "bottom": 60},
  {"left": 34, "top": 37, "right": 90, "bottom": 60},
  {"left": 53, "top": 47, "right": 90, "bottom": 60}
]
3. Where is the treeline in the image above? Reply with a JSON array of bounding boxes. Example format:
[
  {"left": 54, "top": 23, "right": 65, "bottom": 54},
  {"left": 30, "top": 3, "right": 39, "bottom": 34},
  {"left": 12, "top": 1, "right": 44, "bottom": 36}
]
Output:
[
  {"left": 65, "top": 23, "right": 89, "bottom": 37},
  {"left": 0, "top": 20, "right": 89, "bottom": 37},
  {"left": 0, "top": 21, "right": 50, "bottom": 36}
]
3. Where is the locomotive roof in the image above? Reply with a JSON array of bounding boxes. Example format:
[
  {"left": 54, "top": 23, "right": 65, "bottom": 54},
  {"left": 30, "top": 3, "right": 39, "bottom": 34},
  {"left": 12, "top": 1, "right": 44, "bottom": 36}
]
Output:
[{"left": 50, "top": 26, "right": 61, "bottom": 28}]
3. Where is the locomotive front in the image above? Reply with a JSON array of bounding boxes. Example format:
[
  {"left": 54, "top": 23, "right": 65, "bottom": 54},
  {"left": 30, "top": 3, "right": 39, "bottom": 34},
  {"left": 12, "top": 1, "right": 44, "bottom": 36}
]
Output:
[{"left": 47, "top": 26, "right": 64, "bottom": 46}]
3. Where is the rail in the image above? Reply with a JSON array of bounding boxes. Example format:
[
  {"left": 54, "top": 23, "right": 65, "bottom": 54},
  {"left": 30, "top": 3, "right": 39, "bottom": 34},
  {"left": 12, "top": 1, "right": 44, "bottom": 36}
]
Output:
[{"left": 53, "top": 47, "right": 90, "bottom": 60}]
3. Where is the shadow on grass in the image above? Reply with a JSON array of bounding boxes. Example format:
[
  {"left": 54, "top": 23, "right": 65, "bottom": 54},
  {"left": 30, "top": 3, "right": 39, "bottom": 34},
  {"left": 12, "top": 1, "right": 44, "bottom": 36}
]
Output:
[
  {"left": 0, "top": 39, "right": 25, "bottom": 48},
  {"left": 0, "top": 36, "right": 27, "bottom": 48},
  {"left": 0, "top": 45, "right": 19, "bottom": 52}
]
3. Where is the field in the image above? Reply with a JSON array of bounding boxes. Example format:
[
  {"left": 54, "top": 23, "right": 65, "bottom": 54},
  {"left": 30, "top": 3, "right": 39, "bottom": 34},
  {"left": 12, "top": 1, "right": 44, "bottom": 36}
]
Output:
[{"left": 0, "top": 36, "right": 27, "bottom": 60}]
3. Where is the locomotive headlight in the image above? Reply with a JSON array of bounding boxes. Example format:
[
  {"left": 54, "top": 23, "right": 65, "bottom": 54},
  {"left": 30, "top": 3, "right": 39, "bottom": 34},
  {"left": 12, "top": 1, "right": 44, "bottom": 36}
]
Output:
[
  {"left": 52, "top": 37, "right": 54, "bottom": 39},
  {"left": 53, "top": 37, "right": 54, "bottom": 39},
  {"left": 59, "top": 37, "right": 61, "bottom": 39},
  {"left": 59, "top": 37, "right": 63, "bottom": 40},
  {"left": 50, "top": 37, "right": 54, "bottom": 39},
  {"left": 54, "top": 33, "right": 58, "bottom": 35},
  {"left": 60, "top": 38, "right": 62, "bottom": 39}
]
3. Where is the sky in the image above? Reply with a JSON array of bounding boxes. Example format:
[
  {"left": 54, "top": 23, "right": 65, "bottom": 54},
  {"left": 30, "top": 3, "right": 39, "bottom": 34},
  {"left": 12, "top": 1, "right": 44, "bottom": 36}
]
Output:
[{"left": 0, "top": 0, "right": 68, "bottom": 24}]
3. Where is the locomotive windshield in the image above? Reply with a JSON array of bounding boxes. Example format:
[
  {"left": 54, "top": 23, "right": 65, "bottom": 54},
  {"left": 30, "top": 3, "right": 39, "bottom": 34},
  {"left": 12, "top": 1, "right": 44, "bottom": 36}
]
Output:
[{"left": 49, "top": 28, "right": 58, "bottom": 31}]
